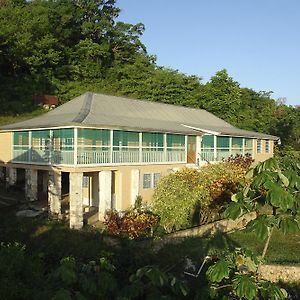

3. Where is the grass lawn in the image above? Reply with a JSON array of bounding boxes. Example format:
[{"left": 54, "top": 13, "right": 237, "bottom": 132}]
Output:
[{"left": 229, "top": 228, "right": 300, "bottom": 266}]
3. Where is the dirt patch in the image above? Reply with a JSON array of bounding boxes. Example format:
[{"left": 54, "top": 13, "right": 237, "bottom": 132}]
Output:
[{"left": 259, "top": 264, "right": 300, "bottom": 283}]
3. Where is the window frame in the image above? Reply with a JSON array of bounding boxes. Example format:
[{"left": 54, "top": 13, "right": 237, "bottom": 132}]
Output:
[
  {"left": 142, "top": 172, "right": 161, "bottom": 189},
  {"left": 257, "top": 139, "right": 262, "bottom": 154},
  {"left": 265, "top": 140, "right": 270, "bottom": 153}
]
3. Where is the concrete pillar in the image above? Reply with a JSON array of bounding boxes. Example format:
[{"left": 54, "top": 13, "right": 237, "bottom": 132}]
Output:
[
  {"left": 25, "top": 169, "right": 38, "bottom": 202},
  {"left": 7, "top": 167, "right": 17, "bottom": 187},
  {"left": 48, "top": 171, "right": 61, "bottom": 216},
  {"left": 69, "top": 172, "right": 83, "bottom": 229},
  {"left": 131, "top": 169, "right": 140, "bottom": 206},
  {"left": 98, "top": 171, "right": 112, "bottom": 221}
]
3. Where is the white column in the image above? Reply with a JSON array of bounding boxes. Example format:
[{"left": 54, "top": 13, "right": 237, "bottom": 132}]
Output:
[
  {"left": 25, "top": 169, "right": 38, "bottom": 202},
  {"left": 48, "top": 171, "right": 61, "bottom": 216},
  {"left": 29, "top": 131, "right": 32, "bottom": 162},
  {"left": 131, "top": 169, "right": 140, "bottom": 206},
  {"left": 110, "top": 130, "right": 113, "bottom": 163},
  {"left": 229, "top": 137, "right": 232, "bottom": 156},
  {"left": 164, "top": 134, "right": 167, "bottom": 162},
  {"left": 7, "top": 167, "right": 17, "bottom": 187},
  {"left": 196, "top": 135, "right": 202, "bottom": 165},
  {"left": 242, "top": 138, "right": 245, "bottom": 156},
  {"left": 214, "top": 135, "right": 217, "bottom": 161},
  {"left": 74, "top": 128, "right": 78, "bottom": 165},
  {"left": 139, "top": 132, "right": 143, "bottom": 163},
  {"left": 98, "top": 170, "right": 112, "bottom": 221},
  {"left": 69, "top": 172, "right": 83, "bottom": 229}
]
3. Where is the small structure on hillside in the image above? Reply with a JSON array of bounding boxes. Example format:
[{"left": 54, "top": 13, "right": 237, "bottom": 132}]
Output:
[{"left": 33, "top": 95, "right": 58, "bottom": 110}]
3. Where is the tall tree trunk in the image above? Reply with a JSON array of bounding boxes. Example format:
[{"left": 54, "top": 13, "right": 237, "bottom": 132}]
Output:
[{"left": 262, "top": 226, "right": 274, "bottom": 259}]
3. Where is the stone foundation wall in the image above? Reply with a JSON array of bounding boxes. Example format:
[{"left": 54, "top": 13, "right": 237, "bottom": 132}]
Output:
[
  {"left": 151, "top": 212, "right": 257, "bottom": 251},
  {"left": 166, "top": 212, "right": 257, "bottom": 239}
]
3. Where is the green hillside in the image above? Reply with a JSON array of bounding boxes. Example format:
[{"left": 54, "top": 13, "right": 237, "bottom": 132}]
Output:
[{"left": 0, "top": 0, "right": 299, "bottom": 150}]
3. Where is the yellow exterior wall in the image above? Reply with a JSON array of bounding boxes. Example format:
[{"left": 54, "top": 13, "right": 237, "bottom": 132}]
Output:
[
  {"left": 66, "top": 163, "right": 186, "bottom": 210},
  {"left": 0, "top": 132, "right": 12, "bottom": 163},
  {"left": 253, "top": 139, "right": 274, "bottom": 162}
]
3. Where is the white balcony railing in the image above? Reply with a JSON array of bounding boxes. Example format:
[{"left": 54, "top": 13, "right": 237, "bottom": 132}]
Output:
[
  {"left": 200, "top": 149, "right": 253, "bottom": 162},
  {"left": 77, "top": 150, "right": 109, "bottom": 164},
  {"left": 13, "top": 147, "right": 251, "bottom": 165}
]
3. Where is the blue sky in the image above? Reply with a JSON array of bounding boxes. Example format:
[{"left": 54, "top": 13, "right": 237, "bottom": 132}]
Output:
[{"left": 118, "top": 0, "right": 300, "bottom": 106}]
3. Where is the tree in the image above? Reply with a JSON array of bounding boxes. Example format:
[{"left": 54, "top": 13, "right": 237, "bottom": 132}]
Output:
[
  {"left": 198, "top": 69, "right": 242, "bottom": 126},
  {"left": 205, "top": 157, "right": 299, "bottom": 299}
]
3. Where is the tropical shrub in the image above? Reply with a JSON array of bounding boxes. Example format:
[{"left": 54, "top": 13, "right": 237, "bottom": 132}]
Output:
[
  {"left": 153, "top": 163, "right": 248, "bottom": 233},
  {"left": 152, "top": 168, "right": 205, "bottom": 233},
  {"left": 207, "top": 156, "right": 300, "bottom": 300},
  {"left": 224, "top": 153, "right": 254, "bottom": 168},
  {"left": 225, "top": 157, "right": 300, "bottom": 259},
  {"left": 0, "top": 242, "right": 45, "bottom": 300},
  {"left": 104, "top": 209, "right": 159, "bottom": 239}
]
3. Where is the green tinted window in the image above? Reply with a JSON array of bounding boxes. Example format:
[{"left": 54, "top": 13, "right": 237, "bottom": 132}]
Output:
[
  {"left": 202, "top": 135, "right": 214, "bottom": 148},
  {"left": 167, "top": 134, "right": 185, "bottom": 147},
  {"left": 32, "top": 130, "right": 50, "bottom": 148},
  {"left": 217, "top": 136, "right": 229, "bottom": 148},
  {"left": 52, "top": 128, "right": 74, "bottom": 150},
  {"left": 78, "top": 128, "right": 110, "bottom": 146},
  {"left": 113, "top": 130, "right": 139, "bottom": 147},
  {"left": 53, "top": 128, "right": 74, "bottom": 145},
  {"left": 245, "top": 138, "right": 253, "bottom": 148},
  {"left": 13, "top": 131, "right": 29, "bottom": 146},
  {"left": 32, "top": 130, "right": 50, "bottom": 139},
  {"left": 142, "top": 132, "right": 163, "bottom": 147},
  {"left": 232, "top": 137, "right": 243, "bottom": 148}
]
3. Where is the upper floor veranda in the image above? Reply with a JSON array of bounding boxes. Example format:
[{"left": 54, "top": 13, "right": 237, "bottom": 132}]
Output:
[{"left": 0, "top": 126, "right": 274, "bottom": 167}]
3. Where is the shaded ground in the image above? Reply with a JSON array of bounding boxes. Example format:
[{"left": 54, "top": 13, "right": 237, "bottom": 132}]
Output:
[{"left": 0, "top": 186, "right": 24, "bottom": 209}]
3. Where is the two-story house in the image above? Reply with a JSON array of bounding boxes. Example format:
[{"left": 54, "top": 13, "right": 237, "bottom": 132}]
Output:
[{"left": 0, "top": 92, "right": 279, "bottom": 228}]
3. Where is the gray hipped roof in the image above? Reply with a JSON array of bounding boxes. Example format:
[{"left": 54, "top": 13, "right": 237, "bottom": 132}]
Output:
[{"left": 0, "top": 92, "right": 279, "bottom": 140}]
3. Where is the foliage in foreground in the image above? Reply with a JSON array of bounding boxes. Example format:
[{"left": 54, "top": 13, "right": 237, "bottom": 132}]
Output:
[
  {"left": 0, "top": 204, "right": 298, "bottom": 300},
  {"left": 0, "top": 242, "right": 189, "bottom": 300},
  {"left": 153, "top": 161, "right": 249, "bottom": 232},
  {"left": 225, "top": 157, "right": 300, "bottom": 258},
  {"left": 1, "top": 241, "right": 292, "bottom": 300},
  {"left": 206, "top": 248, "right": 287, "bottom": 300},
  {"left": 207, "top": 156, "right": 300, "bottom": 299}
]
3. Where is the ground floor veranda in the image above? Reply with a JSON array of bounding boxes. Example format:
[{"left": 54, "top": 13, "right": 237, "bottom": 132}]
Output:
[{"left": 0, "top": 162, "right": 185, "bottom": 229}]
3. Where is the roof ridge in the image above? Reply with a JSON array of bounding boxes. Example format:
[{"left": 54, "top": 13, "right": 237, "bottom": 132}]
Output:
[
  {"left": 72, "top": 92, "right": 93, "bottom": 123},
  {"left": 91, "top": 92, "right": 211, "bottom": 113}
]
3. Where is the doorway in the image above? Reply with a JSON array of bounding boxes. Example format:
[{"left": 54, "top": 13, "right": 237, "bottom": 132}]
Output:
[{"left": 187, "top": 136, "right": 196, "bottom": 163}]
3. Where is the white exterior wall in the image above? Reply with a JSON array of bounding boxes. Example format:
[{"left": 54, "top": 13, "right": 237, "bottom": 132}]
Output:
[
  {"left": 131, "top": 169, "right": 140, "bottom": 206},
  {"left": 98, "top": 170, "right": 112, "bottom": 221}
]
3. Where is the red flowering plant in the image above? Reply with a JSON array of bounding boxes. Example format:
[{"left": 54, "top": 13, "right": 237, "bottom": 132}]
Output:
[{"left": 104, "top": 208, "right": 159, "bottom": 239}]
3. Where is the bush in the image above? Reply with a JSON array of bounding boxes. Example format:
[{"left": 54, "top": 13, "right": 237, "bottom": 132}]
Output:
[
  {"left": 104, "top": 209, "right": 159, "bottom": 239},
  {"left": 224, "top": 153, "right": 254, "bottom": 168},
  {"left": 152, "top": 163, "right": 248, "bottom": 233}
]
